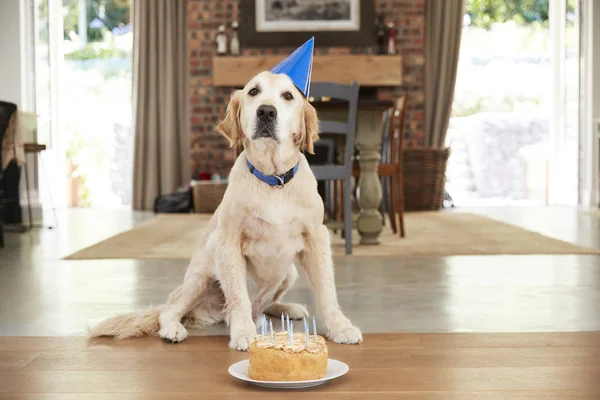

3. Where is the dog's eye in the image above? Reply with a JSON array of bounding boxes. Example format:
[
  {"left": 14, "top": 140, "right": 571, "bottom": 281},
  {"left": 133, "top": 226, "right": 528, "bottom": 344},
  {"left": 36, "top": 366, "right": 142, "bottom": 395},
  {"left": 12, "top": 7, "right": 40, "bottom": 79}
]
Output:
[
  {"left": 248, "top": 88, "right": 259, "bottom": 96},
  {"left": 283, "top": 91, "right": 294, "bottom": 101}
]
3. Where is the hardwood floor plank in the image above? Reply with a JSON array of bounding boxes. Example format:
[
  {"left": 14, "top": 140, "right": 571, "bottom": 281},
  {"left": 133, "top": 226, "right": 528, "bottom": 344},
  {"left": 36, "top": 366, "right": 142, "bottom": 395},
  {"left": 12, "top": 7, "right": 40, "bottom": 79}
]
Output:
[
  {"left": 330, "top": 347, "right": 600, "bottom": 368},
  {"left": 10, "top": 347, "right": 599, "bottom": 372},
  {"left": 0, "top": 352, "right": 40, "bottom": 370},
  {"left": 0, "top": 336, "right": 231, "bottom": 352},
  {"left": 419, "top": 332, "right": 600, "bottom": 348},
  {"left": 1, "top": 367, "right": 598, "bottom": 394},
  {"left": 0, "top": 391, "right": 599, "bottom": 400},
  {"left": 0, "top": 334, "right": 424, "bottom": 352},
  {"left": 3, "top": 332, "right": 599, "bottom": 354}
]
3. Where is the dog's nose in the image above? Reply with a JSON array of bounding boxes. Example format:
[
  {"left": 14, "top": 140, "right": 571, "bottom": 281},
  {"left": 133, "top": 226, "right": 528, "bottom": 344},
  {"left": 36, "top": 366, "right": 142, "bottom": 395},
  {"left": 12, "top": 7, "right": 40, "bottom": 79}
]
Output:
[{"left": 256, "top": 105, "right": 277, "bottom": 123}]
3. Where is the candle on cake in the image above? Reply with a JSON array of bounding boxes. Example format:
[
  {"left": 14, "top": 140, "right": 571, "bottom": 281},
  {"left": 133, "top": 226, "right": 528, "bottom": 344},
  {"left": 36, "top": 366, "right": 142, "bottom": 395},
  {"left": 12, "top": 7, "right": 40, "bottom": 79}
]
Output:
[
  {"left": 303, "top": 316, "right": 309, "bottom": 348},
  {"left": 312, "top": 316, "right": 317, "bottom": 341},
  {"left": 269, "top": 319, "right": 274, "bottom": 343},
  {"left": 288, "top": 320, "right": 294, "bottom": 346},
  {"left": 261, "top": 314, "right": 266, "bottom": 340},
  {"left": 281, "top": 313, "right": 285, "bottom": 333}
]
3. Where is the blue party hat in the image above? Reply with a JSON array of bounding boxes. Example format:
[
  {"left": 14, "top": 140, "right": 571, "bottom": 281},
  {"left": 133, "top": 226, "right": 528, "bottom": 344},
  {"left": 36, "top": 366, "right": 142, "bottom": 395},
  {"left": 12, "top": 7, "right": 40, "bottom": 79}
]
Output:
[{"left": 270, "top": 37, "right": 314, "bottom": 97}]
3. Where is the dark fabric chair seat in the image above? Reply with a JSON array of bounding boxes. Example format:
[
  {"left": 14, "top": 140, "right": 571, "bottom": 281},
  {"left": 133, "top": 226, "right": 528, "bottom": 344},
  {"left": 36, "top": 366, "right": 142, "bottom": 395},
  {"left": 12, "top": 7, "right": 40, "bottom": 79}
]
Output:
[{"left": 0, "top": 101, "right": 19, "bottom": 248}]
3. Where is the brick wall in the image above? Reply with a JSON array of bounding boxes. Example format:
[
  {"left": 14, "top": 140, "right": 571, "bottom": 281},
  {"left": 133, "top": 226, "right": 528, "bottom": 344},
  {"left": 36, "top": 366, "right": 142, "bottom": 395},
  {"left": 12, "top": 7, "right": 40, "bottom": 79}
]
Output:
[{"left": 187, "top": 0, "right": 425, "bottom": 177}]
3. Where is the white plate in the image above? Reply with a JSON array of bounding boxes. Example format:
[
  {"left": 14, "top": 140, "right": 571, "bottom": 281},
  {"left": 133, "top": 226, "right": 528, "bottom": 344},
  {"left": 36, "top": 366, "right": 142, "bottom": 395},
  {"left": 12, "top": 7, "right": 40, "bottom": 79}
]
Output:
[{"left": 228, "top": 359, "right": 349, "bottom": 389}]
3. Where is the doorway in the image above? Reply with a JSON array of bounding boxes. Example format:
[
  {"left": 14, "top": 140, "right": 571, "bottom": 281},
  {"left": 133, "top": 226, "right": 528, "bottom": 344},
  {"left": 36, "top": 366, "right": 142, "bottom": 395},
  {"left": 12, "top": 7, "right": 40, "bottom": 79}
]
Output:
[
  {"left": 445, "top": 0, "right": 580, "bottom": 207},
  {"left": 32, "top": 0, "right": 134, "bottom": 210}
]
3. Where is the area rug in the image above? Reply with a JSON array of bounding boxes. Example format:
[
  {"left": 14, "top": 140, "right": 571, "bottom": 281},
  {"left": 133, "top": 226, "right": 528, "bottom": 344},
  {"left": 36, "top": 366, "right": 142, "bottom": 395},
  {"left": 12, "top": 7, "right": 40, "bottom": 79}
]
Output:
[{"left": 63, "top": 211, "right": 600, "bottom": 260}]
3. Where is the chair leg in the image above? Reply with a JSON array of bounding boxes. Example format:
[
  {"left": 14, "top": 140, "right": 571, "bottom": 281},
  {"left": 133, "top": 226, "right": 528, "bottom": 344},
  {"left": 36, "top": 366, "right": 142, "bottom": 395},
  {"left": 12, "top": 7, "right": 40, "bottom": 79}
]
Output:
[
  {"left": 343, "top": 177, "right": 352, "bottom": 255},
  {"left": 379, "top": 176, "right": 387, "bottom": 226},
  {"left": 397, "top": 174, "right": 406, "bottom": 237},
  {"left": 0, "top": 170, "right": 4, "bottom": 248},
  {"left": 0, "top": 209, "right": 4, "bottom": 248},
  {"left": 388, "top": 176, "right": 398, "bottom": 234},
  {"left": 324, "top": 180, "right": 330, "bottom": 220},
  {"left": 0, "top": 191, "right": 4, "bottom": 248},
  {"left": 330, "top": 180, "right": 336, "bottom": 219},
  {"left": 331, "top": 180, "right": 336, "bottom": 232},
  {"left": 23, "top": 159, "right": 33, "bottom": 230},
  {"left": 340, "top": 180, "right": 345, "bottom": 239}
]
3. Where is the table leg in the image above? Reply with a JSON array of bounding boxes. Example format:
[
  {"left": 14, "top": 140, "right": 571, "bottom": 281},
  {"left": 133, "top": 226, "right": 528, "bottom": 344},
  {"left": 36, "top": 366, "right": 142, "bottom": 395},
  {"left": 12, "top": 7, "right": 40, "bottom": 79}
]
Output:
[
  {"left": 355, "top": 111, "right": 383, "bottom": 244},
  {"left": 23, "top": 156, "right": 33, "bottom": 230}
]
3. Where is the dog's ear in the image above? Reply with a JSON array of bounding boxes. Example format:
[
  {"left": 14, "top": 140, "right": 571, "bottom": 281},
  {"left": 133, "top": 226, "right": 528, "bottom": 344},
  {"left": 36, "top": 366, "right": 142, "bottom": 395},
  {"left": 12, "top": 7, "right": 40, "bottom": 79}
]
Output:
[
  {"left": 216, "top": 90, "right": 243, "bottom": 148},
  {"left": 297, "top": 98, "right": 320, "bottom": 154}
]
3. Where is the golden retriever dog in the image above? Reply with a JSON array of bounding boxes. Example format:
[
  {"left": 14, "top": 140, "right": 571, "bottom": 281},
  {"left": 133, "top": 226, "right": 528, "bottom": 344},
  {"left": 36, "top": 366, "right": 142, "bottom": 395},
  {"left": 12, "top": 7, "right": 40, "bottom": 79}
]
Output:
[{"left": 90, "top": 70, "right": 363, "bottom": 350}]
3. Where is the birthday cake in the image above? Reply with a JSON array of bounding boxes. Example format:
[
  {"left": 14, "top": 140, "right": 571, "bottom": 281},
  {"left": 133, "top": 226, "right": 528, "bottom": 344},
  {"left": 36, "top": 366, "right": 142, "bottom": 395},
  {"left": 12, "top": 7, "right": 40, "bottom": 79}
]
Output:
[{"left": 248, "top": 315, "right": 328, "bottom": 381}]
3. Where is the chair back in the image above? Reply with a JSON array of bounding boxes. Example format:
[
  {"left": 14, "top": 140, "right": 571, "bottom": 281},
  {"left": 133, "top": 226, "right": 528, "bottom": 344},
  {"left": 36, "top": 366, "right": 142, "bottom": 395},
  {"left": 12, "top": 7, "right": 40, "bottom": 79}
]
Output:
[
  {"left": 308, "top": 81, "right": 359, "bottom": 170},
  {"left": 0, "top": 101, "right": 18, "bottom": 173},
  {"left": 0, "top": 101, "right": 17, "bottom": 142},
  {"left": 381, "top": 95, "right": 407, "bottom": 168}
]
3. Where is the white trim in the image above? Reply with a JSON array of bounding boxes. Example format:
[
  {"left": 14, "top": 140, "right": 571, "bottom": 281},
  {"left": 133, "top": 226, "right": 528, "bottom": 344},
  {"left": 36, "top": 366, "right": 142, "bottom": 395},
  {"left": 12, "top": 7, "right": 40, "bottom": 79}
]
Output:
[
  {"left": 579, "top": 0, "right": 599, "bottom": 207},
  {"left": 19, "top": 0, "right": 34, "bottom": 112},
  {"left": 16, "top": 0, "right": 42, "bottom": 212},
  {"left": 41, "top": 0, "right": 67, "bottom": 209},
  {"left": 548, "top": 0, "right": 567, "bottom": 205}
]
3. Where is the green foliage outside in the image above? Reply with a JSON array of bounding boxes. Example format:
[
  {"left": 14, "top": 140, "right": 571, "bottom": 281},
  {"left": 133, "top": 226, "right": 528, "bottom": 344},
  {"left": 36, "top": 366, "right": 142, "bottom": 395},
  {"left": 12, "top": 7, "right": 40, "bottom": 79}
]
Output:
[
  {"left": 63, "top": 0, "right": 131, "bottom": 41},
  {"left": 64, "top": 46, "right": 128, "bottom": 61},
  {"left": 38, "top": 0, "right": 131, "bottom": 41},
  {"left": 466, "top": 0, "right": 576, "bottom": 30},
  {"left": 451, "top": 0, "right": 579, "bottom": 118}
]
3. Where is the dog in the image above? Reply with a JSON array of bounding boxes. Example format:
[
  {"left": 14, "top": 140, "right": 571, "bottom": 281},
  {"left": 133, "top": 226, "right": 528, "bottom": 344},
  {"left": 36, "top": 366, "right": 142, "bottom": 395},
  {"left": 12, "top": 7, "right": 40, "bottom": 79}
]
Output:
[{"left": 90, "top": 70, "right": 363, "bottom": 350}]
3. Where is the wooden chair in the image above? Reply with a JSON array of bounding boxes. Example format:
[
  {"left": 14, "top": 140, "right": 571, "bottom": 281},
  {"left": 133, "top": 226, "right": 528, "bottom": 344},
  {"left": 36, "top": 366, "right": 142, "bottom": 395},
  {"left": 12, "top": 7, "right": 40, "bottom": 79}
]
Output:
[
  {"left": 308, "top": 81, "right": 359, "bottom": 255},
  {"left": 352, "top": 95, "right": 407, "bottom": 237},
  {"left": 0, "top": 101, "right": 18, "bottom": 248}
]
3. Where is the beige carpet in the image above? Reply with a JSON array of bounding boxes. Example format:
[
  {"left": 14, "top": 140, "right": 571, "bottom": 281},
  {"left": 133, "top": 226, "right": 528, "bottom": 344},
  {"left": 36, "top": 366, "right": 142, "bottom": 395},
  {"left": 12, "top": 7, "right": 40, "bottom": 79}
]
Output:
[{"left": 63, "top": 212, "right": 600, "bottom": 260}]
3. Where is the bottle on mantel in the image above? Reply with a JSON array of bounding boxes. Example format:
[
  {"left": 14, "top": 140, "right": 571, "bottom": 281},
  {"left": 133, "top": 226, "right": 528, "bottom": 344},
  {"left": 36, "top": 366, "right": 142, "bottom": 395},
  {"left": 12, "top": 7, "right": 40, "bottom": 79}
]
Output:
[
  {"left": 386, "top": 22, "right": 397, "bottom": 55},
  {"left": 375, "top": 12, "right": 386, "bottom": 55},
  {"left": 230, "top": 21, "right": 240, "bottom": 56},
  {"left": 216, "top": 24, "right": 227, "bottom": 56}
]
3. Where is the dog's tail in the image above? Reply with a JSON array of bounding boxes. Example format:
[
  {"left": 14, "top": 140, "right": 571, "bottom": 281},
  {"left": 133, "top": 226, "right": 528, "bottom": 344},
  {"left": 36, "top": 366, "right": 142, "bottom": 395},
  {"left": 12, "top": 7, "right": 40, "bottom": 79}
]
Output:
[{"left": 88, "top": 306, "right": 162, "bottom": 340}]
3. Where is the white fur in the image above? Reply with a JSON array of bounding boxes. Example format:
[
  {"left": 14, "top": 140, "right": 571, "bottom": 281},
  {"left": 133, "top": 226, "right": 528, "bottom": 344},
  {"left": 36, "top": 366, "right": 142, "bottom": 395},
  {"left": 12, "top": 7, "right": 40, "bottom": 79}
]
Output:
[{"left": 90, "top": 71, "right": 363, "bottom": 350}]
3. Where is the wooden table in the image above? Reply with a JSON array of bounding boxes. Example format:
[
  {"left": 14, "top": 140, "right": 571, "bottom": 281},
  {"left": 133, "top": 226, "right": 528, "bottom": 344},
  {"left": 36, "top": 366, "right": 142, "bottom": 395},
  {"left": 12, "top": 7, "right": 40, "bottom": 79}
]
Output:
[
  {"left": 23, "top": 143, "right": 47, "bottom": 153},
  {"left": 1, "top": 332, "right": 598, "bottom": 397},
  {"left": 21, "top": 143, "right": 47, "bottom": 229},
  {"left": 312, "top": 99, "right": 393, "bottom": 245}
]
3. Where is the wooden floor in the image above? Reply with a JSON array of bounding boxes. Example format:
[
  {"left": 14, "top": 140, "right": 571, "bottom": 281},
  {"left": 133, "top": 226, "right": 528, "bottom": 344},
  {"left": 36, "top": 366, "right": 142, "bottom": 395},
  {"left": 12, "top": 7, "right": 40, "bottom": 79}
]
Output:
[{"left": 1, "top": 333, "right": 599, "bottom": 398}]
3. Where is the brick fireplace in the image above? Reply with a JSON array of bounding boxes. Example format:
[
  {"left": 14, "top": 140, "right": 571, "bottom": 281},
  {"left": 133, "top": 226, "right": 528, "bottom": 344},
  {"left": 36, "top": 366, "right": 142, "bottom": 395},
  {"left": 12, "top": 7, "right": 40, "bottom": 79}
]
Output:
[{"left": 187, "top": 0, "right": 425, "bottom": 177}]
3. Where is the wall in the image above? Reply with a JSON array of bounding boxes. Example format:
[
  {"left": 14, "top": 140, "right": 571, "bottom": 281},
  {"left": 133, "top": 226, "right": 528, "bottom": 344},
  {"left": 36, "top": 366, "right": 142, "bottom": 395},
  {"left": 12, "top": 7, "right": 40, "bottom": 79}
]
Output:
[
  {"left": 0, "top": 0, "right": 24, "bottom": 106},
  {"left": 593, "top": 0, "right": 600, "bottom": 121},
  {"left": 187, "top": 0, "right": 426, "bottom": 177},
  {"left": 591, "top": 0, "right": 600, "bottom": 205}
]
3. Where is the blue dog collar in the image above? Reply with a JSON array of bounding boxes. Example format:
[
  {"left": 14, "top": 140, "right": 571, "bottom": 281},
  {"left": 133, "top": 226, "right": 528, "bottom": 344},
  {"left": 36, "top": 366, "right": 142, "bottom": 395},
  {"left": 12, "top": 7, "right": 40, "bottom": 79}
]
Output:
[{"left": 246, "top": 158, "right": 299, "bottom": 188}]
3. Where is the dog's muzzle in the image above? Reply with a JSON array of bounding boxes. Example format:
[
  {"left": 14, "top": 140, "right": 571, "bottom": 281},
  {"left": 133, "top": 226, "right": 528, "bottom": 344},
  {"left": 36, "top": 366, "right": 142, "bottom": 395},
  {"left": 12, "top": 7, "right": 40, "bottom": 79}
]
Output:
[{"left": 253, "top": 104, "right": 278, "bottom": 140}]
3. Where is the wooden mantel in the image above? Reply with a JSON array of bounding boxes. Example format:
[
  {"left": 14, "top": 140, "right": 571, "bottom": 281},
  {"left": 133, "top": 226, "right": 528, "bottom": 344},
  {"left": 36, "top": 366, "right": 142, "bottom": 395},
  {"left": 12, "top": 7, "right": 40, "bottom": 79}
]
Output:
[{"left": 212, "top": 55, "right": 402, "bottom": 87}]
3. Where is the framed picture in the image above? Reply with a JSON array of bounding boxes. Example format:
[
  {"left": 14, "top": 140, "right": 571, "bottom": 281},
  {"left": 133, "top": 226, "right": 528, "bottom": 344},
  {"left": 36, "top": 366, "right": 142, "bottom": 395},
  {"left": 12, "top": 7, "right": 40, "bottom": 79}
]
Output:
[
  {"left": 256, "top": 0, "right": 360, "bottom": 32},
  {"left": 239, "top": 0, "right": 375, "bottom": 48}
]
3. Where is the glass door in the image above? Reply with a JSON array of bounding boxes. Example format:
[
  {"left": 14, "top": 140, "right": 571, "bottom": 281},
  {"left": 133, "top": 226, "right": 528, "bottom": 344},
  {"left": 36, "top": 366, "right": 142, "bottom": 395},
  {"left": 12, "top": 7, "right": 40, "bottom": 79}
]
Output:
[
  {"left": 32, "top": 0, "right": 134, "bottom": 210},
  {"left": 548, "top": 0, "right": 580, "bottom": 205},
  {"left": 446, "top": 0, "right": 582, "bottom": 207}
]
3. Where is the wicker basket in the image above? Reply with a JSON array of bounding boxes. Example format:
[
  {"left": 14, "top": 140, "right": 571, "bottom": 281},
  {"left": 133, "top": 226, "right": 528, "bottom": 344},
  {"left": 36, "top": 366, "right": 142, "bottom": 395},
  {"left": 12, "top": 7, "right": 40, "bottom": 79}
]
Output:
[
  {"left": 402, "top": 147, "right": 450, "bottom": 211},
  {"left": 192, "top": 181, "right": 228, "bottom": 213}
]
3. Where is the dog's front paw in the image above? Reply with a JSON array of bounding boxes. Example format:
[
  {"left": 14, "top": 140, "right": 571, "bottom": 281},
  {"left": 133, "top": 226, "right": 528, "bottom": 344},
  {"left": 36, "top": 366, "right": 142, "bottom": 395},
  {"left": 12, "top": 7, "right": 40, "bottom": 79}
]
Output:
[
  {"left": 266, "top": 302, "right": 309, "bottom": 320},
  {"left": 329, "top": 323, "right": 363, "bottom": 345},
  {"left": 159, "top": 321, "right": 188, "bottom": 343},
  {"left": 229, "top": 329, "right": 256, "bottom": 351}
]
